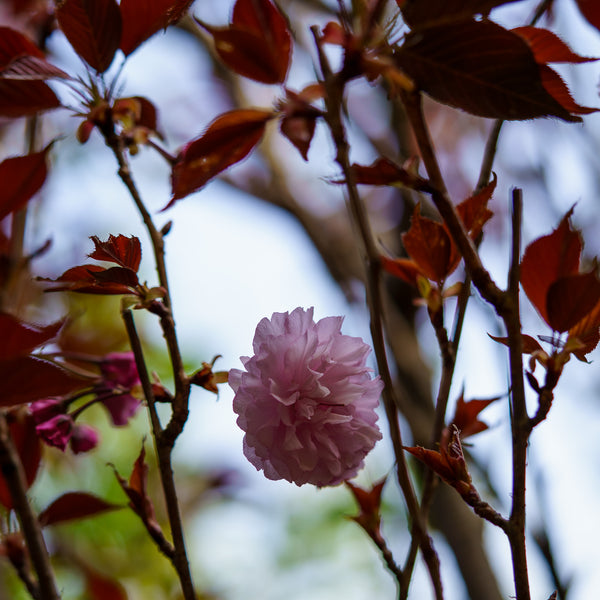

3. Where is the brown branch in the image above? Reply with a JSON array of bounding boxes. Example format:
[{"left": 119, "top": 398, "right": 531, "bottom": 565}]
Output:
[
  {"left": 121, "top": 309, "right": 195, "bottom": 600},
  {"left": 400, "top": 91, "right": 507, "bottom": 312},
  {"left": 504, "top": 189, "right": 531, "bottom": 600},
  {"left": 312, "top": 27, "right": 444, "bottom": 600},
  {"left": 105, "top": 136, "right": 190, "bottom": 444}
]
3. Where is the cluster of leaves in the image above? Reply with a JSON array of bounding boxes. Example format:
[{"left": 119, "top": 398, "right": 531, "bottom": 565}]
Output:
[{"left": 1, "top": 0, "right": 600, "bottom": 598}]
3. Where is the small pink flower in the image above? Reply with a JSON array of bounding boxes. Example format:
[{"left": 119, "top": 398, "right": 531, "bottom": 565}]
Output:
[
  {"left": 98, "top": 352, "right": 142, "bottom": 425},
  {"left": 35, "top": 414, "right": 73, "bottom": 452},
  {"left": 229, "top": 307, "right": 383, "bottom": 487},
  {"left": 30, "top": 399, "right": 63, "bottom": 425}
]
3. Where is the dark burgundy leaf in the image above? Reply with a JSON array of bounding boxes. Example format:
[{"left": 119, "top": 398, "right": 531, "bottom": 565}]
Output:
[
  {"left": 120, "top": 0, "right": 193, "bottom": 56},
  {"left": 0, "top": 146, "right": 51, "bottom": 222},
  {"left": 198, "top": 0, "right": 292, "bottom": 84},
  {"left": 169, "top": 109, "right": 274, "bottom": 205},
  {"left": 0, "top": 411, "right": 42, "bottom": 510},
  {"left": 399, "top": 0, "right": 525, "bottom": 29},
  {"left": 0, "top": 313, "right": 63, "bottom": 361},
  {"left": 0, "top": 356, "right": 86, "bottom": 406},
  {"left": 0, "top": 27, "right": 44, "bottom": 67},
  {"left": 39, "top": 492, "right": 120, "bottom": 527},
  {"left": 84, "top": 568, "right": 128, "bottom": 600},
  {"left": 0, "top": 56, "right": 70, "bottom": 81},
  {"left": 394, "top": 20, "right": 582, "bottom": 121},
  {"left": 546, "top": 271, "right": 600, "bottom": 333},
  {"left": 0, "top": 80, "right": 60, "bottom": 117},
  {"left": 42, "top": 264, "right": 140, "bottom": 295},
  {"left": 521, "top": 208, "right": 581, "bottom": 326},
  {"left": 342, "top": 157, "right": 432, "bottom": 191},
  {"left": 56, "top": 0, "right": 122, "bottom": 73}
]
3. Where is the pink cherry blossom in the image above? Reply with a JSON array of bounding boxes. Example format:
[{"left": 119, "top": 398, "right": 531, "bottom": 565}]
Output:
[{"left": 229, "top": 307, "right": 383, "bottom": 487}]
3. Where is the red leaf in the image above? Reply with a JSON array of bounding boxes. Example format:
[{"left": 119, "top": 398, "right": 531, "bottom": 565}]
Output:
[
  {"left": 0, "top": 356, "right": 86, "bottom": 406},
  {"left": 455, "top": 176, "right": 496, "bottom": 237},
  {"left": 0, "top": 313, "right": 63, "bottom": 361},
  {"left": 446, "top": 176, "right": 496, "bottom": 272},
  {"left": 451, "top": 392, "right": 499, "bottom": 438},
  {"left": 488, "top": 333, "right": 546, "bottom": 355},
  {"left": 38, "top": 492, "right": 120, "bottom": 527},
  {"left": 341, "top": 157, "right": 432, "bottom": 191},
  {"left": 113, "top": 444, "right": 163, "bottom": 541},
  {"left": 0, "top": 56, "right": 71, "bottom": 81},
  {"left": 88, "top": 235, "right": 141, "bottom": 271},
  {"left": 512, "top": 26, "right": 597, "bottom": 64},
  {"left": 399, "top": 0, "right": 524, "bottom": 29},
  {"left": 521, "top": 208, "right": 581, "bottom": 326},
  {"left": 380, "top": 255, "right": 422, "bottom": 286},
  {"left": 539, "top": 66, "right": 598, "bottom": 116},
  {"left": 169, "top": 109, "right": 274, "bottom": 205},
  {"left": 0, "top": 146, "right": 50, "bottom": 222},
  {"left": 0, "top": 411, "right": 42, "bottom": 510},
  {"left": 56, "top": 0, "right": 122, "bottom": 73},
  {"left": 345, "top": 478, "right": 386, "bottom": 538},
  {"left": 277, "top": 89, "right": 322, "bottom": 161},
  {"left": 0, "top": 80, "right": 60, "bottom": 117},
  {"left": 0, "top": 27, "right": 44, "bottom": 67},
  {"left": 394, "top": 20, "right": 582, "bottom": 121},
  {"left": 546, "top": 271, "right": 600, "bottom": 333},
  {"left": 280, "top": 113, "right": 317, "bottom": 160},
  {"left": 574, "top": 0, "right": 600, "bottom": 34},
  {"left": 568, "top": 299, "right": 600, "bottom": 359},
  {"left": 84, "top": 568, "right": 128, "bottom": 600},
  {"left": 402, "top": 205, "right": 452, "bottom": 283},
  {"left": 405, "top": 426, "right": 475, "bottom": 499},
  {"left": 42, "top": 264, "right": 140, "bottom": 295},
  {"left": 199, "top": 0, "right": 292, "bottom": 84},
  {"left": 120, "top": 0, "right": 193, "bottom": 56}
]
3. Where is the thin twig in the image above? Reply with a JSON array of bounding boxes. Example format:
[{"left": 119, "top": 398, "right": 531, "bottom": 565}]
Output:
[
  {"left": 121, "top": 310, "right": 195, "bottom": 600},
  {"left": 504, "top": 189, "right": 531, "bottom": 600},
  {"left": 105, "top": 137, "right": 190, "bottom": 444},
  {"left": 311, "top": 26, "right": 444, "bottom": 600}
]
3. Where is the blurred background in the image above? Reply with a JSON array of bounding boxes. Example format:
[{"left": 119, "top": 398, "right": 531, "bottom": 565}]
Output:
[{"left": 2, "top": 0, "right": 600, "bottom": 598}]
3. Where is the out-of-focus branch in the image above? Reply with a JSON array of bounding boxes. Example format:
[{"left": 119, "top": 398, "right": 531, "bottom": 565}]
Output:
[{"left": 0, "top": 413, "right": 58, "bottom": 600}]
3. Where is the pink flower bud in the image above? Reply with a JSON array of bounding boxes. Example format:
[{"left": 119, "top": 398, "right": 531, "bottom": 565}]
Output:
[
  {"left": 70, "top": 424, "right": 100, "bottom": 454},
  {"left": 229, "top": 308, "right": 383, "bottom": 487},
  {"left": 35, "top": 414, "right": 73, "bottom": 451}
]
